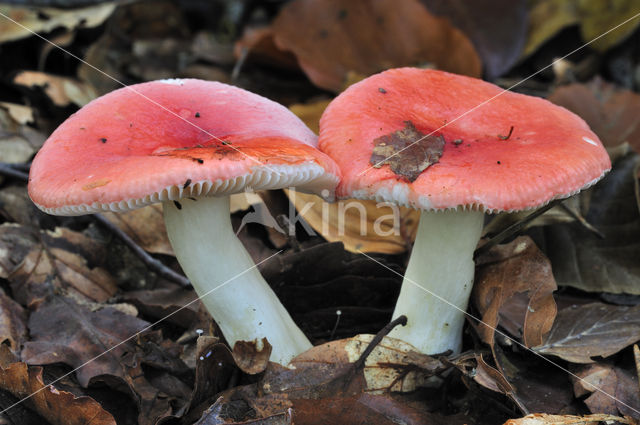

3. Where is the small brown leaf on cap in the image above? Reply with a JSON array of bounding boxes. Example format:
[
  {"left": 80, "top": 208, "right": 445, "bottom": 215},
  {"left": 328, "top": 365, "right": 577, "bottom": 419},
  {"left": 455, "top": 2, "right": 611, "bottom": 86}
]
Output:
[{"left": 370, "top": 121, "right": 444, "bottom": 182}]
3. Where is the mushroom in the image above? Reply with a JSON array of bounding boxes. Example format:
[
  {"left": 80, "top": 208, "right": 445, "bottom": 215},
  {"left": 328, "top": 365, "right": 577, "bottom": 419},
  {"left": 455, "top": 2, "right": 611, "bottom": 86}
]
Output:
[
  {"left": 318, "top": 68, "right": 611, "bottom": 355},
  {"left": 28, "top": 79, "right": 340, "bottom": 365}
]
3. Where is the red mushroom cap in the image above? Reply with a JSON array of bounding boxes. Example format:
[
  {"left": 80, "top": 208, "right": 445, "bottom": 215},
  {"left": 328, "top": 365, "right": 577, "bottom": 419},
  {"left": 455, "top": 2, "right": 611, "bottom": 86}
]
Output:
[
  {"left": 319, "top": 68, "right": 611, "bottom": 212},
  {"left": 29, "top": 79, "right": 340, "bottom": 215}
]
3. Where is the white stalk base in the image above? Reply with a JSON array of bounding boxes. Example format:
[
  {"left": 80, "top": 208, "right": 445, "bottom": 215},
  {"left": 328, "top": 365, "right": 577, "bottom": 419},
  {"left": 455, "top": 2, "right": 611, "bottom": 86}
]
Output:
[
  {"left": 163, "top": 196, "right": 312, "bottom": 365},
  {"left": 388, "top": 209, "right": 484, "bottom": 355}
]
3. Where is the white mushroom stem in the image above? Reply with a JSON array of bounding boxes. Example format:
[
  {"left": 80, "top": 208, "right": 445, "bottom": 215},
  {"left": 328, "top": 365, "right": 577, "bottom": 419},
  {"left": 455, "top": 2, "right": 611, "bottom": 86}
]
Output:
[
  {"left": 163, "top": 196, "right": 312, "bottom": 365},
  {"left": 388, "top": 209, "right": 484, "bottom": 355}
]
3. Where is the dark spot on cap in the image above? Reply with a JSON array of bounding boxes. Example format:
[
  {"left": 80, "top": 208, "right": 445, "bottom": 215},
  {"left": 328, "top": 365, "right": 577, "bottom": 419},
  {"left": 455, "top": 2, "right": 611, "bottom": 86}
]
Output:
[
  {"left": 173, "top": 200, "right": 182, "bottom": 210},
  {"left": 195, "top": 158, "right": 204, "bottom": 164},
  {"left": 378, "top": 87, "right": 387, "bottom": 94},
  {"left": 100, "top": 138, "right": 107, "bottom": 143},
  {"left": 453, "top": 139, "right": 463, "bottom": 146},
  {"left": 183, "top": 179, "right": 191, "bottom": 189},
  {"left": 195, "top": 112, "right": 201, "bottom": 118},
  {"left": 497, "top": 161, "right": 501, "bottom": 165}
]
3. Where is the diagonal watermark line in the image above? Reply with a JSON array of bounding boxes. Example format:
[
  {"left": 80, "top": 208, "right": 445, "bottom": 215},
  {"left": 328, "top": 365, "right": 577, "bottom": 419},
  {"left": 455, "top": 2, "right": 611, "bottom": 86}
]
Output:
[
  {"left": 0, "top": 250, "right": 283, "bottom": 416},
  {"left": 357, "top": 250, "right": 640, "bottom": 415},
  {"left": 0, "top": 10, "right": 281, "bottom": 174},
  {"left": 358, "top": 10, "right": 640, "bottom": 177}
]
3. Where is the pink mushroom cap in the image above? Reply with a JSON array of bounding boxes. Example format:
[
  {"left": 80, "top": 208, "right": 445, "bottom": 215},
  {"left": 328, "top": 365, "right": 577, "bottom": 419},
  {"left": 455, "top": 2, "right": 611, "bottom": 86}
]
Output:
[
  {"left": 29, "top": 79, "right": 340, "bottom": 215},
  {"left": 319, "top": 68, "right": 611, "bottom": 212}
]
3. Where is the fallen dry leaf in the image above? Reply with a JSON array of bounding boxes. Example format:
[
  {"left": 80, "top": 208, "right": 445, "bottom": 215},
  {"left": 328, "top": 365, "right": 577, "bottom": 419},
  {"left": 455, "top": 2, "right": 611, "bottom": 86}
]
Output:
[
  {"left": 573, "top": 363, "right": 640, "bottom": 417},
  {"left": 207, "top": 334, "right": 460, "bottom": 424},
  {"left": 22, "top": 296, "right": 150, "bottom": 387},
  {"left": 0, "top": 3, "right": 116, "bottom": 44},
  {"left": 534, "top": 302, "right": 640, "bottom": 363},
  {"left": 0, "top": 345, "right": 116, "bottom": 425},
  {"left": 0, "top": 105, "right": 46, "bottom": 166},
  {"left": 548, "top": 79, "right": 640, "bottom": 152},
  {"left": 523, "top": 0, "right": 640, "bottom": 58},
  {"left": 505, "top": 413, "right": 638, "bottom": 425},
  {"left": 0, "top": 287, "right": 27, "bottom": 354},
  {"left": 421, "top": 0, "right": 528, "bottom": 78},
  {"left": 473, "top": 236, "right": 557, "bottom": 348},
  {"left": 1, "top": 224, "right": 118, "bottom": 308},
  {"left": 286, "top": 190, "right": 419, "bottom": 254},
  {"left": 14, "top": 71, "right": 98, "bottom": 107},
  {"left": 544, "top": 153, "right": 640, "bottom": 294},
  {"left": 266, "top": 0, "right": 481, "bottom": 92},
  {"left": 0, "top": 102, "right": 34, "bottom": 125},
  {"left": 123, "top": 283, "right": 200, "bottom": 326},
  {"left": 102, "top": 205, "right": 173, "bottom": 256}
]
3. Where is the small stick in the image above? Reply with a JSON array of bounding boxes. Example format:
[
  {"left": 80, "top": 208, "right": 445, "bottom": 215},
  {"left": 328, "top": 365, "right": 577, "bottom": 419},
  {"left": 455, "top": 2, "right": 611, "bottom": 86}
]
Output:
[
  {"left": 0, "top": 163, "right": 29, "bottom": 180},
  {"left": 0, "top": 163, "right": 191, "bottom": 287},
  {"left": 475, "top": 199, "right": 562, "bottom": 258},
  {"left": 353, "top": 315, "right": 407, "bottom": 371},
  {"left": 93, "top": 214, "right": 191, "bottom": 287},
  {"left": 498, "top": 125, "right": 514, "bottom": 140}
]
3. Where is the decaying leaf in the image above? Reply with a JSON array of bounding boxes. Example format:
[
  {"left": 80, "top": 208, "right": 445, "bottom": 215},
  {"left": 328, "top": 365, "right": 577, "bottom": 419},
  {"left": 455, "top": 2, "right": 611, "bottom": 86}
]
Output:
[
  {"left": 0, "top": 224, "right": 118, "bottom": 308},
  {"left": 573, "top": 363, "right": 640, "bottom": 417},
  {"left": 523, "top": 0, "right": 640, "bottom": 58},
  {"left": 534, "top": 302, "right": 640, "bottom": 363},
  {"left": 545, "top": 153, "right": 640, "bottom": 294},
  {"left": 473, "top": 236, "right": 557, "bottom": 348},
  {"left": 504, "top": 413, "right": 639, "bottom": 425},
  {"left": 0, "top": 288, "right": 27, "bottom": 353},
  {"left": 0, "top": 345, "right": 116, "bottom": 425},
  {"left": 13, "top": 71, "right": 98, "bottom": 107},
  {"left": 264, "top": 0, "right": 481, "bottom": 92},
  {"left": 421, "top": 0, "right": 528, "bottom": 79},
  {"left": 548, "top": 79, "right": 640, "bottom": 152},
  {"left": 370, "top": 121, "right": 445, "bottom": 182},
  {"left": 205, "top": 334, "right": 458, "bottom": 424},
  {"left": 102, "top": 205, "right": 173, "bottom": 256},
  {"left": 285, "top": 190, "right": 419, "bottom": 254},
  {"left": 22, "top": 296, "right": 149, "bottom": 387},
  {"left": 123, "top": 283, "right": 200, "bottom": 326},
  {"left": 0, "top": 105, "right": 46, "bottom": 166},
  {"left": 0, "top": 3, "right": 117, "bottom": 44}
]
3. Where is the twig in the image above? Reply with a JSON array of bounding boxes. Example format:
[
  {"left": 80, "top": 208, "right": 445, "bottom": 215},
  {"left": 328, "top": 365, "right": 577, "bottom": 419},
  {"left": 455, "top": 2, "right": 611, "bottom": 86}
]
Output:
[
  {"left": 0, "top": 162, "right": 29, "bottom": 180},
  {"left": 0, "top": 162, "right": 191, "bottom": 287},
  {"left": 474, "top": 199, "right": 562, "bottom": 258},
  {"left": 93, "top": 214, "right": 191, "bottom": 287},
  {"left": 353, "top": 315, "right": 407, "bottom": 371}
]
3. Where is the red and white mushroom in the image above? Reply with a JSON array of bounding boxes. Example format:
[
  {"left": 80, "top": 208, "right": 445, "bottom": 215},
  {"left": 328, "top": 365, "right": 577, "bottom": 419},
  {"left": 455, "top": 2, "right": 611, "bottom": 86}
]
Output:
[
  {"left": 319, "top": 68, "right": 611, "bottom": 355},
  {"left": 29, "top": 78, "right": 340, "bottom": 365}
]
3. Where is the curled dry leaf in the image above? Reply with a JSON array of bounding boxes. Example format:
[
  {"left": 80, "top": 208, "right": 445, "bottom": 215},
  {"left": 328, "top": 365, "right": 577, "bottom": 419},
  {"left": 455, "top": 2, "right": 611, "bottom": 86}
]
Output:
[
  {"left": 0, "top": 288, "right": 27, "bottom": 353},
  {"left": 0, "top": 345, "right": 116, "bottom": 425},
  {"left": 548, "top": 79, "right": 640, "bottom": 152},
  {"left": 473, "top": 236, "right": 557, "bottom": 348},
  {"left": 266, "top": 0, "right": 481, "bottom": 92},
  {"left": 534, "top": 302, "right": 640, "bottom": 363},
  {"left": 0, "top": 3, "right": 116, "bottom": 44},
  {"left": 13, "top": 71, "right": 98, "bottom": 107},
  {"left": 0, "top": 224, "right": 117, "bottom": 308},
  {"left": 123, "top": 283, "right": 200, "bottom": 326},
  {"left": 504, "top": 413, "right": 639, "bottom": 425},
  {"left": 573, "top": 363, "right": 640, "bottom": 417}
]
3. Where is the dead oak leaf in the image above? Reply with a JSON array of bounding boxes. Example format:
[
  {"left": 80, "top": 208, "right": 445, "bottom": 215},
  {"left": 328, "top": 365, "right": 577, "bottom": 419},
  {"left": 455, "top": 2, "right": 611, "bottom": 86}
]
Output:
[
  {"left": 266, "top": 0, "right": 481, "bottom": 92},
  {"left": 102, "top": 204, "right": 173, "bottom": 256},
  {"left": 473, "top": 236, "right": 557, "bottom": 348},
  {"left": 0, "top": 345, "right": 116, "bottom": 425},
  {"left": 534, "top": 302, "right": 640, "bottom": 363},
  {"left": 370, "top": 121, "right": 445, "bottom": 182},
  {"left": 504, "top": 413, "right": 639, "bottom": 425}
]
